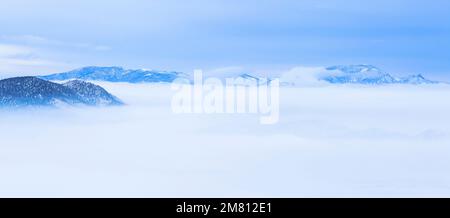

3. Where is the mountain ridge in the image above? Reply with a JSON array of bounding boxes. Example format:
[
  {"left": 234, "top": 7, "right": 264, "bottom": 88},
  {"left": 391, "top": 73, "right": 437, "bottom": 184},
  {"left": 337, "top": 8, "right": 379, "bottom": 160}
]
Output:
[
  {"left": 321, "top": 65, "right": 438, "bottom": 85},
  {"left": 0, "top": 77, "right": 123, "bottom": 107},
  {"left": 39, "top": 66, "right": 189, "bottom": 83},
  {"left": 38, "top": 65, "right": 442, "bottom": 85}
]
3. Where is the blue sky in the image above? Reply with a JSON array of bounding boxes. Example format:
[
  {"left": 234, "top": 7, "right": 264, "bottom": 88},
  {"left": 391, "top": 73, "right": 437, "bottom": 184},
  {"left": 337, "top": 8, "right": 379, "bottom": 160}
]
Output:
[{"left": 1, "top": 0, "right": 450, "bottom": 79}]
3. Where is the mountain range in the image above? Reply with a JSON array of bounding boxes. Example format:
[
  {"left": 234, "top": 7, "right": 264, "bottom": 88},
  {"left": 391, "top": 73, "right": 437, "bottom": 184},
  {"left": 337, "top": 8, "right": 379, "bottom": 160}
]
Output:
[
  {"left": 321, "top": 65, "right": 437, "bottom": 85},
  {"left": 0, "top": 77, "right": 123, "bottom": 107},
  {"left": 38, "top": 65, "right": 441, "bottom": 85},
  {"left": 39, "top": 66, "right": 188, "bottom": 83}
]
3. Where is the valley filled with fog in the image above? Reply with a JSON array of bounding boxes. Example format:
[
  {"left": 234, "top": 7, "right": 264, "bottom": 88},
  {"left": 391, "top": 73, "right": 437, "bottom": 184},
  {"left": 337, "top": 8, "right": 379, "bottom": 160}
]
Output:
[{"left": 1, "top": 83, "right": 450, "bottom": 197}]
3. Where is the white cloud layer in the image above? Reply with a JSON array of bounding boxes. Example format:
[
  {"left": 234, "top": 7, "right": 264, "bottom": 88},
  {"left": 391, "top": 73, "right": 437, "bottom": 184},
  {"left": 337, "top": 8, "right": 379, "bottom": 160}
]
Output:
[
  {"left": 279, "top": 66, "right": 330, "bottom": 86},
  {"left": 1, "top": 83, "right": 450, "bottom": 197}
]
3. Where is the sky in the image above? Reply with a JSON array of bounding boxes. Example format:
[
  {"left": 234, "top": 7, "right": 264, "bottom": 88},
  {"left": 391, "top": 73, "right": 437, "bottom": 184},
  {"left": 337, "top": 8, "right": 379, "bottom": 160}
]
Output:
[{"left": 1, "top": 0, "right": 450, "bottom": 79}]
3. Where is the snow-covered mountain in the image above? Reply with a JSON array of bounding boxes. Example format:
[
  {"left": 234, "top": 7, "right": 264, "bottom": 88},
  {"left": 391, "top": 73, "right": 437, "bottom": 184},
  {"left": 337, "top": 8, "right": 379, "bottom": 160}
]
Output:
[
  {"left": 62, "top": 80, "right": 123, "bottom": 106},
  {"left": 397, "top": 74, "right": 437, "bottom": 85},
  {"left": 39, "top": 66, "right": 189, "bottom": 83},
  {"left": 214, "top": 65, "right": 439, "bottom": 86},
  {"left": 39, "top": 65, "right": 440, "bottom": 86},
  {"left": 323, "top": 65, "right": 437, "bottom": 84},
  {"left": 280, "top": 65, "right": 439, "bottom": 86},
  {"left": 323, "top": 65, "right": 397, "bottom": 84},
  {"left": 0, "top": 77, "right": 123, "bottom": 107}
]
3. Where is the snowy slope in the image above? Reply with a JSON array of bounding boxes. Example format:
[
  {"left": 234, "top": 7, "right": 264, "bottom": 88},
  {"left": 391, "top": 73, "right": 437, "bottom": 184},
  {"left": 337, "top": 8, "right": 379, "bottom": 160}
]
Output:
[{"left": 0, "top": 77, "right": 123, "bottom": 107}]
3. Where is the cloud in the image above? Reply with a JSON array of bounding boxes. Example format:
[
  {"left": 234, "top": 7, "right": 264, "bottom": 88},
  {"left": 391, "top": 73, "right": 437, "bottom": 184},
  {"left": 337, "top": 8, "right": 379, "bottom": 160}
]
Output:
[
  {"left": 93, "top": 45, "right": 111, "bottom": 51},
  {"left": 0, "top": 44, "right": 34, "bottom": 58},
  {"left": 187, "top": 65, "right": 334, "bottom": 87},
  {"left": 1, "top": 35, "right": 50, "bottom": 44},
  {"left": 1, "top": 35, "right": 111, "bottom": 52},
  {"left": 204, "top": 66, "right": 246, "bottom": 78},
  {"left": 0, "top": 43, "right": 68, "bottom": 76},
  {"left": 0, "top": 35, "right": 111, "bottom": 76},
  {"left": 279, "top": 66, "right": 329, "bottom": 86},
  {"left": 1, "top": 83, "right": 450, "bottom": 196}
]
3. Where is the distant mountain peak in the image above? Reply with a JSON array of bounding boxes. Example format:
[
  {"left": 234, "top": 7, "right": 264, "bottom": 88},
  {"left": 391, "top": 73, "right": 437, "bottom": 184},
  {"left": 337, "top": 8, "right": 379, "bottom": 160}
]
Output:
[
  {"left": 326, "top": 64, "right": 382, "bottom": 74},
  {"left": 398, "top": 74, "right": 437, "bottom": 84}
]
